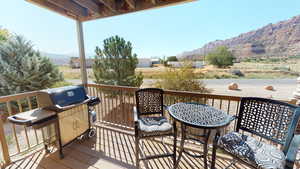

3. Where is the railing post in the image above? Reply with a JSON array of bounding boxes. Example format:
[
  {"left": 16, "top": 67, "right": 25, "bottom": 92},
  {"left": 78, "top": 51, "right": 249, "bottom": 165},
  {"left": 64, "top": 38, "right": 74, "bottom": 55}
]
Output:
[{"left": 0, "top": 117, "right": 10, "bottom": 165}]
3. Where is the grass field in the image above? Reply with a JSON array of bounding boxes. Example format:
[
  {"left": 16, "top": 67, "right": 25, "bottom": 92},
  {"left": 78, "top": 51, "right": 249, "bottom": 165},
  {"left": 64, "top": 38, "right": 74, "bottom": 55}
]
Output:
[
  {"left": 59, "top": 66, "right": 94, "bottom": 80},
  {"left": 59, "top": 59, "right": 300, "bottom": 80}
]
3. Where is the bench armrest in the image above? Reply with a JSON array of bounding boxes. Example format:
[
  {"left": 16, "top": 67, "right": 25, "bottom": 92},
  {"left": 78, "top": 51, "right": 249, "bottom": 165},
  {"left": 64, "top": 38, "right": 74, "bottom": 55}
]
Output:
[{"left": 286, "top": 135, "right": 300, "bottom": 169}]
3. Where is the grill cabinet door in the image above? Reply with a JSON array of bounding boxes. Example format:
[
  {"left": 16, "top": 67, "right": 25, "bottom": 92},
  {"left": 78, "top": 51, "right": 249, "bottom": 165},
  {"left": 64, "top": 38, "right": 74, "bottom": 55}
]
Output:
[
  {"left": 58, "top": 110, "right": 75, "bottom": 145},
  {"left": 58, "top": 104, "right": 89, "bottom": 146},
  {"left": 74, "top": 105, "right": 89, "bottom": 136}
]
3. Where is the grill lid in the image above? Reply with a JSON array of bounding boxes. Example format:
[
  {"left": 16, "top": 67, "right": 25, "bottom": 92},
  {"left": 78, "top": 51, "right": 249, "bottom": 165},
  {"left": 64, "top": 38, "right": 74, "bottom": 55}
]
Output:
[{"left": 37, "top": 85, "right": 89, "bottom": 110}]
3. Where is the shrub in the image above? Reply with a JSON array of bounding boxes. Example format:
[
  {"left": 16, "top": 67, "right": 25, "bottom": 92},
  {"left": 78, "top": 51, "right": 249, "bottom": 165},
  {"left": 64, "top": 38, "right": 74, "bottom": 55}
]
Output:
[
  {"left": 272, "top": 66, "right": 290, "bottom": 71},
  {"left": 159, "top": 56, "right": 168, "bottom": 66},
  {"left": 93, "top": 35, "right": 143, "bottom": 87},
  {"left": 230, "top": 69, "right": 244, "bottom": 77},
  {"left": 167, "top": 56, "right": 178, "bottom": 62},
  {"left": 243, "top": 58, "right": 254, "bottom": 62},
  {"left": 288, "top": 55, "right": 300, "bottom": 59},
  {"left": 0, "top": 27, "right": 10, "bottom": 42},
  {"left": 154, "top": 63, "right": 211, "bottom": 93},
  {"left": 51, "top": 81, "right": 74, "bottom": 88},
  {"left": 212, "top": 73, "right": 238, "bottom": 79},
  {"left": 206, "top": 46, "right": 235, "bottom": 68},
  {"left": 0, "top": 35, "right": 64, "bottom": 96},
  {"left": 256, "top": 58, "right": 282, "bottom": 63}
]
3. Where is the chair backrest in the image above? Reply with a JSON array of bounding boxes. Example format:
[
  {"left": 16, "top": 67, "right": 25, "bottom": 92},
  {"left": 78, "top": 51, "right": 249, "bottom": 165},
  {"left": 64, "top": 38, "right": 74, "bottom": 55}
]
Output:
[
  {"left": 135, "top": 88, "right": 164, "bottom": 117},
  {"left": 236, "top": 97, "right": 299, "bottom": 148}
]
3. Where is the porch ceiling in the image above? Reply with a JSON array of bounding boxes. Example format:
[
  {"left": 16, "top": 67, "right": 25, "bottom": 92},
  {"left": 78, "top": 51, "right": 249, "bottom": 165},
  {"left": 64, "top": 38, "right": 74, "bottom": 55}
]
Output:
[{"left": 25, "top": 0, "right": 196, "bottom": 22}]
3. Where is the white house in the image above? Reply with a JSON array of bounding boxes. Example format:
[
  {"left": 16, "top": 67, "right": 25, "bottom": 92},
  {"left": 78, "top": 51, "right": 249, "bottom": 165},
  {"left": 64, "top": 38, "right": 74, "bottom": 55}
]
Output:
[
  {"left": 167, "top": 61, "right": 183, "bottom": 68},
  {"left": 194, "top": 61, "right": 204, "bottom": 68},
  {"left": 151, "top": 58, "right": 160, "bottom": 65},
  {"left": 137, "top": 58, "right": 152, "bottom": 68},
  {"left": 167, "top": 61, "right": 204, "bottom": 68}
]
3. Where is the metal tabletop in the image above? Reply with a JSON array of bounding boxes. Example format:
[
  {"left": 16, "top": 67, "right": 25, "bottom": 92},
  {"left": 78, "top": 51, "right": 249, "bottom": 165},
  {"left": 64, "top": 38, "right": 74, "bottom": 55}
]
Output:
[{"left": 168, "top": 102, "right": 234, "bottom": 129}]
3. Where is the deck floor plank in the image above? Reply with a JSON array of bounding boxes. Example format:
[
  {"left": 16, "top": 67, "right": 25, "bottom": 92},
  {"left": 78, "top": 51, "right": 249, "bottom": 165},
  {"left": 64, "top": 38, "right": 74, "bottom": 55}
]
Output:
[{"left": 6, "top": 125, "right": 296, "bottom": 169}]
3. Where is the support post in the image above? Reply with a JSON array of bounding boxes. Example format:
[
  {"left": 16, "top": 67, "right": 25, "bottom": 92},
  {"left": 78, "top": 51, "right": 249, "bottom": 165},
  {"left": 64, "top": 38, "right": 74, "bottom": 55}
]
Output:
[{"left": 76, "top": 20, "right": 88, "bottom": 86}]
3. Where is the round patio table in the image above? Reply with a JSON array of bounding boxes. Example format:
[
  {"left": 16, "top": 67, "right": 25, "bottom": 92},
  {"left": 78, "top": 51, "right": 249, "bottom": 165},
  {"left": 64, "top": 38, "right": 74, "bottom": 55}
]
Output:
[{"left": 167, "top": 102, "right": 235, "bottom": 169}]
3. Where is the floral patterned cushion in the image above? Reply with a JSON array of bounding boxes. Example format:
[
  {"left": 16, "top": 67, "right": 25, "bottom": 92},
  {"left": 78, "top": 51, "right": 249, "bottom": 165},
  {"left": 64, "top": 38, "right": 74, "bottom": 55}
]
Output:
[
  {"left": 218, "top": 132, "right": 285, "bottom": 169},
  {"left": 138, "top": 116, "right": 172, "bottom": 133}
]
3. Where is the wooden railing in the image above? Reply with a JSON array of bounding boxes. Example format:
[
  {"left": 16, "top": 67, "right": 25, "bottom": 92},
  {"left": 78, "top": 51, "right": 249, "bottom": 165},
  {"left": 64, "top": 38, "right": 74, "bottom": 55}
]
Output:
[
  {"left": 0, "top": 83, "right": 296, "bottom": 167},
  {"left": 86, "top": 84, "right": 300, "bottom": 149},
  {"left": 0, "top": 91, "right": 55, "bottom": 167},
  {"left": 86, "top": 84, "right": 242, "bottom": 132}
]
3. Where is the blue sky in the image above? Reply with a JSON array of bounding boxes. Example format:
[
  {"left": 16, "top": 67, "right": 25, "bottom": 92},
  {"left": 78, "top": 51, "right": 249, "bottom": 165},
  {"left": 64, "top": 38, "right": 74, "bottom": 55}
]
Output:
[{"left": 1, "top": 0, "right": 300, "bottom": 58}]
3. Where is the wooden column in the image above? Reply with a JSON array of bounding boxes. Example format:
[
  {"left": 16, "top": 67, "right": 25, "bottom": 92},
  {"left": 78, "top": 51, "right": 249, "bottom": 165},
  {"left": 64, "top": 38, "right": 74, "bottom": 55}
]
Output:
[{"left": 76, "top": 20, "right": 88, "bottom": 85}]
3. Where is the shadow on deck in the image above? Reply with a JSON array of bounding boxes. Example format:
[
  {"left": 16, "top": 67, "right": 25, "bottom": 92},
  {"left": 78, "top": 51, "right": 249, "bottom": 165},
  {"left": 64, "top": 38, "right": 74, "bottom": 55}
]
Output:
[{"left": 6, "top": 125, "right": 254, "bottom": 169}]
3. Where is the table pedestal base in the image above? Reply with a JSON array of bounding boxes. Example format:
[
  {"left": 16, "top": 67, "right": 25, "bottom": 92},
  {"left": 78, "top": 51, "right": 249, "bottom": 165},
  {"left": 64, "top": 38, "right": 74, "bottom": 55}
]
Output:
[{"left": 175, "top": 124, "right": 211, "bottom": 169}]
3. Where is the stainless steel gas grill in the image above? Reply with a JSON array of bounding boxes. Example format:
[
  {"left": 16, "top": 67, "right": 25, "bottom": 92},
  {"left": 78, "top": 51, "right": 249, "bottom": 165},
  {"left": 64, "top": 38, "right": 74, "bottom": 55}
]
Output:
[
  {"left": 37, "top": 86, "right": 91, "bottom": 112},
  {"left": 8, "top": 85, "right": 100, "bottom": 158}
]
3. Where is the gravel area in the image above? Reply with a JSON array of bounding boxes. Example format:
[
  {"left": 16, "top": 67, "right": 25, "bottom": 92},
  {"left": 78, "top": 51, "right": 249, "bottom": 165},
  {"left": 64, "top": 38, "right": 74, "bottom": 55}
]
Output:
[
  {"left": 68, "top": 78, "right": 298, "bottom": 100},
  {"left": 202, "top": 79, "right": 297, "bottom": 100}
]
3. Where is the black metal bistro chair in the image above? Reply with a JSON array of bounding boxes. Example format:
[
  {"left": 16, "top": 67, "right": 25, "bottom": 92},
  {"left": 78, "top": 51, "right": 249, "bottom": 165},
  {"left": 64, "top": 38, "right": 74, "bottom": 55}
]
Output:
[
  {"left": 134, "top": 88, "right": 177, "bottom": 169},
  {"left": 212, "top": 97, "right": 300, "bottom": 169}
]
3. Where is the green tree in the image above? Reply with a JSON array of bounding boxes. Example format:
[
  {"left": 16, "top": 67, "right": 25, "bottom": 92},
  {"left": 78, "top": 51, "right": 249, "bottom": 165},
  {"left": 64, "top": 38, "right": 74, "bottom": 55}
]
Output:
[
  {"left": 159, "top": 56, "right": 168, "bottom": 66},
  {"left": 0, "top": 36, "right": 64, "bottom": 96},
  {"left": 0, "top": 27, "right": 10, "bottom": 42},
  {"left": 206, "top": 46, "right": 235, "bottom": 68},
  {"left": 93, "top": 35, "right": 143, "bottom": 87},
  {"left": 167, "top": 56, "right": 178, "bottom": 62},
  {"left": 154, "top": 63, "right": 211, "bottom": 93}
]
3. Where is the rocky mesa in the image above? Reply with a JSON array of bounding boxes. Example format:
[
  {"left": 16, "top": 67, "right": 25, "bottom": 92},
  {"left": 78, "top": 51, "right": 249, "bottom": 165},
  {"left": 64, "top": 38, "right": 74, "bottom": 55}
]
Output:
[{"left": 178, "top": 15, "right": 300, "bottom": 61}]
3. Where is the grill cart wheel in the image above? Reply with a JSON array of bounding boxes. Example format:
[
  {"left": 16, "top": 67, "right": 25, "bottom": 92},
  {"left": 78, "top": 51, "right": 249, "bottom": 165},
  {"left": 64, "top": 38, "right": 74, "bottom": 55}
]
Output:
[
  {"left": 88, "top": 128, "right": 96, "bottom": 138},
  {"left": 60, "top": 153, "right": 64, "bottom": 159}
]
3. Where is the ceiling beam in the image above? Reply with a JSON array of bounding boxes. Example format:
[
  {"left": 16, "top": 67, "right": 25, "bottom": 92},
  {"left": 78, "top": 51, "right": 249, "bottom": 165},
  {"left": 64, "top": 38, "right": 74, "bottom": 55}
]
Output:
[
  {"left": 47, "top": 0, "right": 88, "bottom": 17},
  {"left": 124, "top": 0, "right": 135, "bottom": 9},
  {"left": 83, "top": 0, "right": 193, "bottom": 21},
  {"left": 150, "top": 0, "right": 156, "bottom": 5},
  {"left": 98, "top": 0, "right": 117, "bottom": 13},
  {"left": 27, "top": 0, "right": 196, "bottom": 22},
  {"left": 72, "top": 0, "right": 101, "bottom": 14},
  {"left": 99, "top": 5, "right": 116, "bottom": 16},
  {"left": 26, "top": 0, "right": 77, "bottom": 20}
]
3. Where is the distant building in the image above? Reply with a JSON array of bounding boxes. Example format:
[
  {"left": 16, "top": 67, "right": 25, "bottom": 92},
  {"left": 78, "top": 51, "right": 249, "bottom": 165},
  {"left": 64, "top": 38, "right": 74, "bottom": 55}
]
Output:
[
  {"left": 137, "top": 58, "right": 152, "bottom": 68},
  {"left": 70, "top": 57, "right": 94, "bottom": 68},
  {"left": 167, "top": 61, "right": 204, "bottom": 68},
  {"left": 167, "top": 61, "right": 183, "bottom": 68},
  {"left": 151, "top": 58, "right": 160, "bottom": 65},
  {"left": 193, "top": 61, "right": 204, "bottom": 68},
  {"left": 70, "top": 57, "right": 152, "bottom": 69}
]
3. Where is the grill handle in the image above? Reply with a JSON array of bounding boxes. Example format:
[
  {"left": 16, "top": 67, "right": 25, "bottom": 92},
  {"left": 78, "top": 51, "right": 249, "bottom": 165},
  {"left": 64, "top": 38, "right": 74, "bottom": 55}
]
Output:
[
  {"left": 87, "top": 97, "right": 100, "bottom": 107},
  {"left": 52, "top": 96, "right": 92, "bottom": 111},
  {"left": 8, "top": 116, "right": 32, "bottom": 126}
]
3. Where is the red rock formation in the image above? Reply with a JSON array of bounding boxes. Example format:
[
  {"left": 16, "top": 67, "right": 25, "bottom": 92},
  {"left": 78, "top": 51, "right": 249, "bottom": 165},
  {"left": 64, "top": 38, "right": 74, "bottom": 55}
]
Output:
[{"left": 178, "top": 15, "right": 300, "bottom": 60}]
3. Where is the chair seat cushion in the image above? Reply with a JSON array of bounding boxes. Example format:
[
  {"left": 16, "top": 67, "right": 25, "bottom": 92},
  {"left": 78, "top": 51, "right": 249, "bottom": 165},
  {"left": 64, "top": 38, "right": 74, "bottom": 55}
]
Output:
[
  {"left": 218, "top": 132, "right": 285, "bottom": 169},
  {"left": 138, "top": 116, "right": 172, "bottom": 133}
]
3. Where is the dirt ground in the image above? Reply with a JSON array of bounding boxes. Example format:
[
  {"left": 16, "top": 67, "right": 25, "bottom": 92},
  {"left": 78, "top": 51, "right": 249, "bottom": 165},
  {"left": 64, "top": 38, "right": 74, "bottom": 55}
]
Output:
[{"left": 141, "top": 78, "right": 298, "bottom": 100}]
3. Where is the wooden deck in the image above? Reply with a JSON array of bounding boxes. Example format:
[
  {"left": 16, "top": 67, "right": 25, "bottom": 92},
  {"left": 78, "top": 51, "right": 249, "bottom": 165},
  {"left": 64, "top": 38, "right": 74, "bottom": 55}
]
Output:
[
  {"left": 1, "top": 84, "right": 300, "bottom": 169},
  {"left": 5, "top": 124, "right": 253, "bottom": 169}
]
